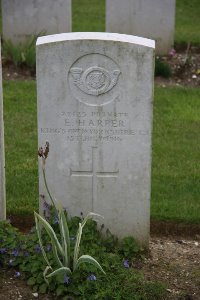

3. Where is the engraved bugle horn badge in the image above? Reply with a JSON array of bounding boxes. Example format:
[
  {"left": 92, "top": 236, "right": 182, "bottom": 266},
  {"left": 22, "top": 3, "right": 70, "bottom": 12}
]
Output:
[
  {"left": 68, "top": 53, "right": 121, "bottom": 106},
  {"left": 70, "top": 66, "right": 120, "bottom": 96}
]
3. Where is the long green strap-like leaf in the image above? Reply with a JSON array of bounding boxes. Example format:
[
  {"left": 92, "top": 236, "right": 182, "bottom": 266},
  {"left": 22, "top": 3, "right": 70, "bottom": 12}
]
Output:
[
  {"left": 56, "top": 204, "right": 66, "bottom": 256},
  {"left": 51, "top": 242, "right": 63, "bottom": 268},
  {"left": 43, "top": 266, "right": 52, "bottom": 285},
  {"left": 59, "top": 208, "right": 70, "bottom": 267},
  {"left": 74, "top": 254, "right": 105, "bottom": 275},
  {"left": 46, "top": 267, "right": 72, "bottom": 279},
  {"left": 57, "top": 203, "right": 70, "bottom": 267},
  {"left": 34, "top": 212, "right": 51, "bottom": 267},
  {"left": 73, "top": 223, "right": 82, "bottom": 270},
  {"left": 34, "top": 212, "right": 64, "bottom": 257},
  {"left": 73, "top": 212, "right": 104, "bottom": 271},
  {"left": 81, "top": 212, "right": 103, "bottom": 229},
  {"left": 59, "top": 210, "right": 68, "bottom": 266}
]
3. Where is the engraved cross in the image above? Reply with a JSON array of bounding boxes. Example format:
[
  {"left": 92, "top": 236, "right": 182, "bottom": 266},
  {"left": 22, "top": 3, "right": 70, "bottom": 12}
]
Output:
[{"left": 70, "top": 147, "right": 119, "bottom": 211}]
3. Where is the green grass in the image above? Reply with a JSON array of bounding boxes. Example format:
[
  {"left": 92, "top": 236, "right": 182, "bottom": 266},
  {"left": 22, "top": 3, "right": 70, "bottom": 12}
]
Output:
[
  {"left": 72, "top": 0, "right": 105, "bottom": 32},
  {"left": 3, "top": 81, "right": 200, "bottom": 223},
  {"left": 3, "top": 80, "right": 38, "bottom": 215},
  {"left": 175, "top": 0, "right": 200, "bottom": 46},
  {"left": 152, "top": 87, "right": 200, "bottom": 223}
]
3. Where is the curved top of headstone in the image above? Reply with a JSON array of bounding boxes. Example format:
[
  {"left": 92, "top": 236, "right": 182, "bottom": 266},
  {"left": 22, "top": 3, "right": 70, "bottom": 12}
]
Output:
[{"left": 36, "top": 32, "right": 155, "bottom": 49}]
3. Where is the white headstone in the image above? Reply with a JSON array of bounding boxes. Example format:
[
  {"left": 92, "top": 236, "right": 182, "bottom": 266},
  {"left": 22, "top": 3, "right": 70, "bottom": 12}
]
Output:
[
  {"left": 0, "top": 39, "right": 6, "bottom": 220},
  {"left": 2, "top": 0, "right": 71, "bottom": 44},
  {"left": 106, "top": 0, "right": 175, "bottom": 54},
  {"left": 37, "top": 32, "right": 155, "bottom": 246}
]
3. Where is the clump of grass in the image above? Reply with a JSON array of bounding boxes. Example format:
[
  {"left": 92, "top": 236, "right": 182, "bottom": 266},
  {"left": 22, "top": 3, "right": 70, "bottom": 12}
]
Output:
[
  {"left": 2, "top": 34, "right": 40, "bottom": 69},
  {"left": 155, "top": 57, "right": 172, "bottom": 78}
]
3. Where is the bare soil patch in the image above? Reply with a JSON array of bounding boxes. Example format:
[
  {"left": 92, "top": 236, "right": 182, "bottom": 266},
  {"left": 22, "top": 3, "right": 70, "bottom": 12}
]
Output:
[
  {"left": 2, "top": 61, "right": 35, "bottom": 81},
  {"left": 0, "top": 268, "right": 55, "bottom": 300},
  {"left": 155, "top": 49, "right": 200, "bottom": 88},
  {"left": 142, "top": 237, "right": 200, "bottom": 300},
  {"left": 151, "top": 220, "right": 200, "bottom": 239},
  {"left": 8, "top": 214, "right": 35, "bottom": 233}
]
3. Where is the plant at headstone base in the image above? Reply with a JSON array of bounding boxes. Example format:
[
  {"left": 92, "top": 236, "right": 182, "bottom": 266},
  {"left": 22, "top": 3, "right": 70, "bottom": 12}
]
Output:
[
  {"left": 36, "top": 142, "right": 105, "bottom": 284},
  {"left": 182, "top": 42, "right": 192, "bottom": 66},
  {"left": 0, "top": 219, "right": 166, "bottom": 298},
  {"left": 155, "top": 57, "right": 172, "bottom": 78},
  {"left": 2, "top": 33, "right": 44, "bottom": 70},
  {"left": 119, "top": 236, "right": 141, "bottom": 259},
  {"left": 0, "top": 220, "right": 22, "bottom": 267},
  {"left": 101, "top": 227, "right": 118, "bottom": 253},
  {"left": 2, "top": 40, "right": 22, "bottom": 67}
]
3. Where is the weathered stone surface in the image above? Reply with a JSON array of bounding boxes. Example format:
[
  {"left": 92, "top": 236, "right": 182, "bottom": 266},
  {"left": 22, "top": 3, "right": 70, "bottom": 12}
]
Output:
[
  {"left": 2, "top": 0, "right": 71, "bottom": 44},
  {"left": 0, "top": 39, "right": 6, "bottom": 220},
  {"left": 106, "top": 0, "right": 175, "bottom": 54},
  {"left": 37, "top": 32, "right": 155, "bottom": 246}
]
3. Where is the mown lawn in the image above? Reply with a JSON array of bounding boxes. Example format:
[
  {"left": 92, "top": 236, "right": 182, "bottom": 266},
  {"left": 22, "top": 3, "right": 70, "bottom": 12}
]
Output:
[
  {"left": 175, "top": 0, "right": 200, "bottom": 45},
  {"left": 152, "top": 87, "right": 200, "bottom": 223},
  {"left": 72, "top": 0, "right": 105, "bottom": 32},
  {"left": 3, "top": 80, "right": 38, "bottom": 215},
  {"left": 3, "top": 81, "right": 200, "bottom": 223}
]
